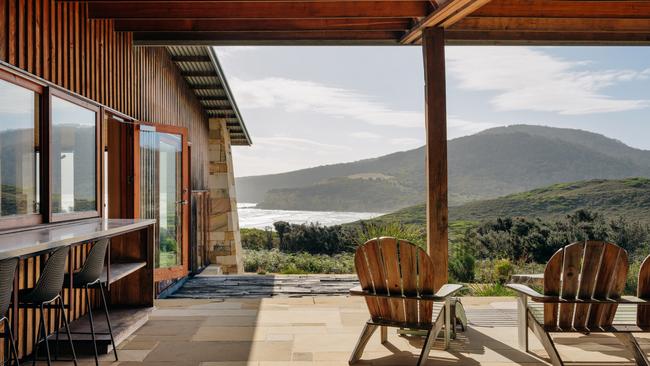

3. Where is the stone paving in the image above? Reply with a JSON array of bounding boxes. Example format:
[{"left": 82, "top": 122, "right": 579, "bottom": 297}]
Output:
[{"left": 65, "top": 296, "right": 650, "bottom": 365}]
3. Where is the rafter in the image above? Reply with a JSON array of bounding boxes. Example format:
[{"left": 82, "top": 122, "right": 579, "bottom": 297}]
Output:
[
  {"left": 400, "top": 0, "right": 493, "bottom": 44},
  {"left": 473, "top": 0, "right": 650, "bottom": 18},
  {"left": 115, "top": 18, "right": 410, "bottom": 32},
  {"left": 88, "top": 1, "right": 430, "bottom": 19},
  {"left": 133, "top": 31, "right": 402, "bottom": 45},
  {"left": 445, "top": 29, "right": 650, "bottom": 45},
  {"left": 452, "top": 17, "right": 650, "bottom": 33}
]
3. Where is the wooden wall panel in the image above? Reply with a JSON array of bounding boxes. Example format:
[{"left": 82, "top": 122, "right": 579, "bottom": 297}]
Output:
[
  {"left": 0, "top": 0, "right": 210, "bottom": 190},
  {"left": 0, "top": 1, "right": 212, "bottom": 361}
]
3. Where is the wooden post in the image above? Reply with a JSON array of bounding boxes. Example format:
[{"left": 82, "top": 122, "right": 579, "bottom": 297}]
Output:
[{"left": 422, "top": 27, "right": 448, "bottom": 290}]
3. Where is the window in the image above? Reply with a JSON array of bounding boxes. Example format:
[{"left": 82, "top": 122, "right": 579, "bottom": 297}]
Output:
[
  {"left": 50, "top": 94, "right": 99, "bottom": 219},
  {"left": 0, "top": 78, "right": 41, "bottom": 227}
]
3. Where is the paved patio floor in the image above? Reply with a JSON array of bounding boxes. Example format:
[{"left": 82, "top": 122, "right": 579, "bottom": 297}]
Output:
[{"left": 79, "top": 296, "right": 650, "bottom": 365}]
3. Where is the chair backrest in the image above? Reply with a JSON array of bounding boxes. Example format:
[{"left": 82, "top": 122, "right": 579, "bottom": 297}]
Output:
[
  {"left": 636, "top": 255, "right": 650, "bottom": 327},
  {"left": 0, "top": 257, "right": 18, "bottom": 317},
  {"left": 543, "top": 241, "right": 628, "bottom": 330},
  {"left": 354, "top": 237, "right": 437, "bottom": 326},
  {"left": 75, "top": 239, "right": 109, "bottom": 285},
  {"left": 27, "top": 246, "right": 70, "bottom": 303}
]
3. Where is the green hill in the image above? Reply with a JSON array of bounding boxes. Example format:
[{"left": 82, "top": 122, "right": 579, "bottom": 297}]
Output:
[
  {"left": 371, "top": 178, "right": 650, "bottom": 226},
  {"left": 237, "top": 125, "right": 650, "bottom": 212}
]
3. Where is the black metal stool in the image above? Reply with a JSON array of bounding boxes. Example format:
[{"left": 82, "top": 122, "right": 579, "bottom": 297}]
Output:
[
  {"left": 63, "top": 239, "right": 117, "bottom": 366},
  {"left": 18, "top": 246, "right": 77, "bottom": 366},
  {"left": 0, "top": 257, "right": 19, "bottom": 366}
]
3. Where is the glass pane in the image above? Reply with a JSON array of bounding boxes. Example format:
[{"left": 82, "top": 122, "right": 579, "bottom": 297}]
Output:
[
  {"left": 51, "top": 96, "right": 96, "bottom": 214},
  {"left": 0, "top": 80, "right": 40, "bottom": 218},
  {"left": 140, "top": 130, "right": 183, "bottom": 268}
]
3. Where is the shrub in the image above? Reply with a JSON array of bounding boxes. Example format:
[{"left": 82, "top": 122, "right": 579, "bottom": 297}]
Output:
[
  {"left": 243, "top": 249, "right": 355, "bottom": 274},
  {"left": 356, "top": 222, "right": 426, "bottom": 250},
  {"left": 493, "top": 259, "right": 515, "bottom": 284},
  {"left": 241, "top": 228, "right": 277, "bottom": 250},
  {"left": 449, "top": 242, "right": 476, "bottom": 283},
  {"left": 466, "top": 283, "right": 515, "bottom": 297}
]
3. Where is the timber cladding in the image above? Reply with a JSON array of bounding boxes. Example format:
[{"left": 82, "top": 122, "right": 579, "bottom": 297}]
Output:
[{"left": 0, "top": 0, "right": 210, "bottom": 190}]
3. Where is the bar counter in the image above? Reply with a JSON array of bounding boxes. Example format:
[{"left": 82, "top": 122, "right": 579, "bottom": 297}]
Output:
[
  {"left": 0, "top": 218, "right": 156, "bottom": 361},
  {"left": 0, "top": 218, "right": 155, "bottom": 260}
]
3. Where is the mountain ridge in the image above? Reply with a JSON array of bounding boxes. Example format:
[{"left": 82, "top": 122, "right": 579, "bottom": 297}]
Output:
[{"left": 237, "top": 125, "right": 650, "bottom": 212}]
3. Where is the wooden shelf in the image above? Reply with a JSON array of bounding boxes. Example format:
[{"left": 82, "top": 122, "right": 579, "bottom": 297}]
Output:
[{"left": 102, "top": 262, "right": 147, "bottom": 284}]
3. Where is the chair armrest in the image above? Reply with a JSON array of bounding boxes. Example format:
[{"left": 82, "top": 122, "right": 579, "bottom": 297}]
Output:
[
  {"left": 506, "top": 283, "right": 549, "bottom": 302},
  {"left": 350, "top": 284, "right": 463, "bottom": 301},
  {"left": 434, "top": 284, "right": 464, "bottom": 299}
]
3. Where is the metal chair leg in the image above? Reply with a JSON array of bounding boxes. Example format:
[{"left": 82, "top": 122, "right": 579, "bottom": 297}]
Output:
[
  {"left": 39, "top": 305, "right": 52, "bottom": 366},
  {"left": 99, "top": 283, "right": 118, "bottom": 361},
  {"left": 31, "top": 308, "right": 44, "bottom": 366},
  {"left": 58, "top": 296, "right": 78, "bottom": 366},
  {"left": 348, "top": 322, "right": 378, "bottom": 364},
  {"left": 85, "top": 286, "right": 100, "bottom": 366},
  {"left": 54, "top": 302, "right": 60, "bottom": 361},
  {"left": 4, "top": 317, "right": 19, "bottom": 366}
]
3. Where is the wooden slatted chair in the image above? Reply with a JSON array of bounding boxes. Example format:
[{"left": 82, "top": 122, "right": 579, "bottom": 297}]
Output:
[
  {"left": 506, "top": 241, "right": 650, "bottom": 366},
  {"left": 349, "top": 237, "right": 463, "bottom": 366}
]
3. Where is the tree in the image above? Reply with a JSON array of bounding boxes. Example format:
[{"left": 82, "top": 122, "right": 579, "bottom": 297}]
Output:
[{"left": 273, "top": 221, "right": 291, "bottom": 251}]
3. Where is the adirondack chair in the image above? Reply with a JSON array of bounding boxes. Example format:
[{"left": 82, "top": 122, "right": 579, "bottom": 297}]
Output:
[
  {"left": 349, "top": 237, "right": 463, "bottom": 366},
  {"left": 507, "top": 241, "right": 650, "bottom": 366}
]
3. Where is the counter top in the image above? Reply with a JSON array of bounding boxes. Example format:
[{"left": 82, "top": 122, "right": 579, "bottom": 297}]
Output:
[{"left": 0, "top": 218, "right": 156, "bottom": 260}]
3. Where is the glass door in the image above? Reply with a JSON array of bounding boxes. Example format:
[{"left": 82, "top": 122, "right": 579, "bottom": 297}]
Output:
[{"left": 138, "top": 125, "right": 188, "bottom": 275}]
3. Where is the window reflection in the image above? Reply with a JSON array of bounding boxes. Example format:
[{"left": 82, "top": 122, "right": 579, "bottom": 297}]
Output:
[
  {"left": 0, "top": 79, "right": 39, "bottom": 218},
  {"left": 51, "top": 96, "right": 96, "bottom": 214},
  {"left": 140, "top": 130, "right": 183, "bottom": 268}
]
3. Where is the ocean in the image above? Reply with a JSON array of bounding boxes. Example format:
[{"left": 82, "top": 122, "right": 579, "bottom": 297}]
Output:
[{"left": 237, "top": 203, "right": 383, "bottom": 229}]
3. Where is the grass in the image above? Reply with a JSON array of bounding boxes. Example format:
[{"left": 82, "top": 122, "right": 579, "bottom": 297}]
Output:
[{"left": 243, "top": 249, "right": 355, "bottom": 274}]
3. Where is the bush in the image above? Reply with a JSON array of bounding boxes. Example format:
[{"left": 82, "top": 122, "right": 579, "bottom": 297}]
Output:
[
  {"left": 243, "top": 249, "right": 355, "bottom": 274},
  {"left": 241, "top": 228, "right": 277, "bottom": 250},
  {"left": 356, "top": 222, "right": 426, "bottom": 250},
  {"left": 462, "top": 210, "right": 650, "bottom": 263},
  {"left": 267, "top": 222, "right": 358, "bottom": 255},
  {"left": 466, "top": 283, "right": 515, "bottom": 297},
  {"left": 449, "top": 242, "right": 476, "bottom": 283},
  {"left": 493, "top": 259, "right": 514, "bottom": 284}
]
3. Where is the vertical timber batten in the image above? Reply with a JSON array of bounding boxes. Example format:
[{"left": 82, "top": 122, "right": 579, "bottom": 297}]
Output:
[{"left": 422, "top": 27, "right": 449, "bottom": 290}]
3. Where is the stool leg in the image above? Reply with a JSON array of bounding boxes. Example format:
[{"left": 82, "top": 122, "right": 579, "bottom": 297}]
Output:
[
  {"left": 4, "top": 317, "right": 19, "bottom": 366},
  {"left": 58, "top": 296, "right": 77, "bottom": 366},
  {"left": 53, "top": 302, "right": 60, "bottom": 361},
  {"left": 39, "top": 305, "right": 52, "bottom": 366},
  {"left": 84, "top": 286, "right": 99, "bottom": 366},
  {"left": 32, "top": 308, "right": 44, "bottom": 366},
  {"left": 99, "top": 283, "right": 118, "bottom": 361}
]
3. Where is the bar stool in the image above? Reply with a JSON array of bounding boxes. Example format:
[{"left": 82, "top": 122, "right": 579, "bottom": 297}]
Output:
[
  {"left": 18, "top": 246, "right": 77, "bottom": 366},
  {"left": 0, "top": 257, "right": 19, "bottom": 366},
  {"left": 63, "top": 239, "right": 117, "bottom": 366}
]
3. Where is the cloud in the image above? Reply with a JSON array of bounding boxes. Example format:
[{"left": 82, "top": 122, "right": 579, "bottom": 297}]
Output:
[
  {"left": 213, "top": 46, "right": 260, "bottom": 59},
  {"left": 350, "top": 132, "right": 381, "bottom": 140},
  {"left": 254, "top": 136, "right": 350, "bottom": 152},
  {"left": 389, "top": 137, "right": 422, "bottom": 147},
  {"left": 228, "top": 77, "right": 423, "bottom": 128},
  {"left": 446, "top": 47, "right": 650, "bottom": 115},
  {"left": 448, "top": 116, "right": 502, "bottom": 137}
]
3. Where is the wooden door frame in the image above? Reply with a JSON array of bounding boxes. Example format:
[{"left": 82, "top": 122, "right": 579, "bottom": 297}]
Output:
[{"left": 134, "top": 122, "right": 190, "bottom": 283}]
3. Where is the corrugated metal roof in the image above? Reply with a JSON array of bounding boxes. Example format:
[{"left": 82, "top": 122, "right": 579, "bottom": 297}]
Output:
[{"left": 166, "top": 46, "right": 251, "bottom": 146}]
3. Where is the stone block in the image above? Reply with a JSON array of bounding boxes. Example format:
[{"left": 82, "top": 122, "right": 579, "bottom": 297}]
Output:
[
  {"left": 209, "top": 214, "right": 228, "bottom": 231},
  {"left": 210, "top": 198, "right": 231, "bottom": 214}
]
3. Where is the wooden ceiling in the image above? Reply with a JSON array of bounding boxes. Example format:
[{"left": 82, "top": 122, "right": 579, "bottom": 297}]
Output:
[{"left": 60, "top": 0, "right": 650, "bottom": 45}]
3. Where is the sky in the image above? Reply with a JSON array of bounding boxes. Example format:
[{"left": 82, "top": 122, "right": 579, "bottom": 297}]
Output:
[{"left": 214, "top": 46, "right": 650, "bottom": 178}]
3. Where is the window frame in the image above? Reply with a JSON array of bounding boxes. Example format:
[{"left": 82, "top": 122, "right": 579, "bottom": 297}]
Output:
[
  {"left": 47, "top": 88, "right": 103, "bottom": 223},
  {"left": 0, "top": 68, "right": 45, "bottom": 230}
]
